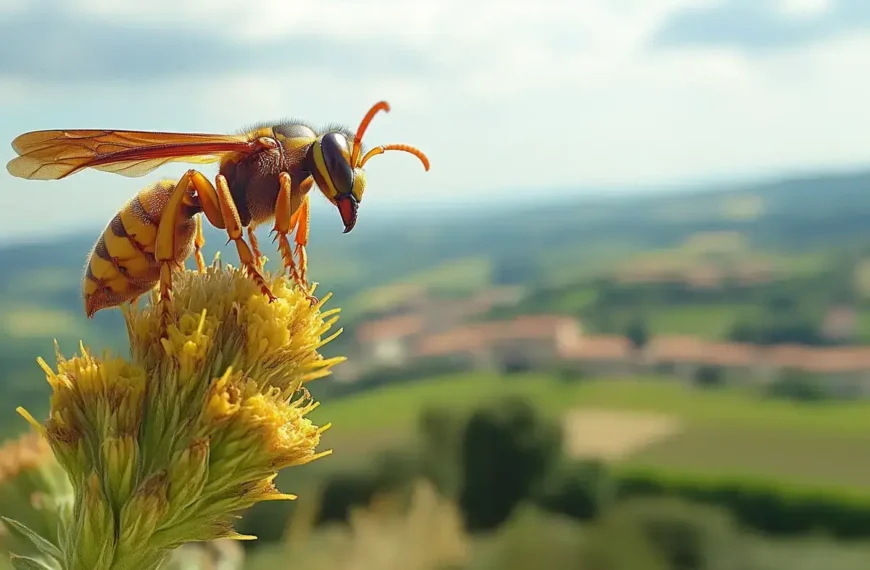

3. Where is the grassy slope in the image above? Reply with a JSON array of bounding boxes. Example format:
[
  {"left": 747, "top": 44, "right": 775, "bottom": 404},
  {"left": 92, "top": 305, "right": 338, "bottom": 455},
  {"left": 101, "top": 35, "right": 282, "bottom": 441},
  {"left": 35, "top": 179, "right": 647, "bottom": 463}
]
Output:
[
  {"left": 315, "top": 373, "right": 870, "bottom": 437},
  {"left": 310, "top": 373, "right": 870, "bottom": 489},
  {"left": 602, "top": 304, "right": 757, "bottom": 338}
]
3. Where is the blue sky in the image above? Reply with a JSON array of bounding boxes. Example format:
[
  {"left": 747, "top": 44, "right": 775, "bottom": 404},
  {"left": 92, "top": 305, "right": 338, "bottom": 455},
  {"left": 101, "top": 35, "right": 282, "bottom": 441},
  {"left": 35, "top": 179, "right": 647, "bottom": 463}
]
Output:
[{"left": 1, "top": 0, "right": 869, "bottom": 242}]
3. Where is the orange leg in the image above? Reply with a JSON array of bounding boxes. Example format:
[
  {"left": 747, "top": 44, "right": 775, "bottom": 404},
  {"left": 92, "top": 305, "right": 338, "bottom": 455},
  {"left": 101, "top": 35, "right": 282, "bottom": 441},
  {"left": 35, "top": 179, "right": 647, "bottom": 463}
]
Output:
[
  {"left": 156, "top": 170, "right": 276, "bottom": 335},
  {"left": 272, "top": 172, "right": 316, "bottom": 303},
  {"left": 293, "top": 196, "right": 311, "bottom": 285},
  {"left": 193, "top": 215, "right": 206, "bottom": 273},
  {"left": 247, "top": 226, "right": 264, "bottom": 269},
  {"left": 155, "top": 172, "right": 197, "bottom": 331},
  {"left": 212, "top": 174, "right": 275, "bottom": 301}
]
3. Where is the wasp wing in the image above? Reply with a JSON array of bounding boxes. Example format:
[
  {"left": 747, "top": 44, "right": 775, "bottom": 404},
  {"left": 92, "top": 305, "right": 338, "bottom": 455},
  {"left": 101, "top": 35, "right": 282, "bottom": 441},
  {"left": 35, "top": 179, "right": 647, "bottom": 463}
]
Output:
[{"left": 6, "top": 129, "right": 257, "bottom": 180}]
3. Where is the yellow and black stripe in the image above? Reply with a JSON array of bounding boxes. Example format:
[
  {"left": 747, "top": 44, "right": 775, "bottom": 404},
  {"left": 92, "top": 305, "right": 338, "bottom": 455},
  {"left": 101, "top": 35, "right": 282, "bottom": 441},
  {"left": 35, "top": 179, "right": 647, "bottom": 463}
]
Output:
[{"left": 83, "top": 180, "right": 197, "bottom": 317}]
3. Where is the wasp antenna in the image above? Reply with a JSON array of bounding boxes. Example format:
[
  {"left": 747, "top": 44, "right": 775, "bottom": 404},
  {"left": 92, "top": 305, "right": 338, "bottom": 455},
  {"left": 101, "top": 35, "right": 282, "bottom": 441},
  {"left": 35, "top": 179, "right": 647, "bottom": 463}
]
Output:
[
  {"left": 351, "top": 101, "right": 391, "bottom": 167},
  {"left": 360, "top": 144, "right": 430, "bottom": 171}
]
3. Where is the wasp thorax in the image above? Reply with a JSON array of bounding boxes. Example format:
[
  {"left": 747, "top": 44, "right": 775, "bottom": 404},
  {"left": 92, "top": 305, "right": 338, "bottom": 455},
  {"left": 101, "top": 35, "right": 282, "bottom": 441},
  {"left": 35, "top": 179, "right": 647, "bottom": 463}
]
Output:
[{"left": 320, "top": 132, "right": 354, "bottom": 196}]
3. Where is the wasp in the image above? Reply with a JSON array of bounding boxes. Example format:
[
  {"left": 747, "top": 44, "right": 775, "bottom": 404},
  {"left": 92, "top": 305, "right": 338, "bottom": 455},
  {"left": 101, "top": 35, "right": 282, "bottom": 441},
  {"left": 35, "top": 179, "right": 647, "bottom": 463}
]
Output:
[{"left": 6, "top": 101, "right": 430, "bottom": 331}]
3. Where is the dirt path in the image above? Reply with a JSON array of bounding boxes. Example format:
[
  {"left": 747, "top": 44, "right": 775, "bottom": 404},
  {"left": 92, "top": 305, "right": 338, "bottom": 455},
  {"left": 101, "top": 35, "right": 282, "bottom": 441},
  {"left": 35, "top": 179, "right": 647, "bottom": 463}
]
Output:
[{"left": 561, "top": 408, "right": 684, "bottom": 461}]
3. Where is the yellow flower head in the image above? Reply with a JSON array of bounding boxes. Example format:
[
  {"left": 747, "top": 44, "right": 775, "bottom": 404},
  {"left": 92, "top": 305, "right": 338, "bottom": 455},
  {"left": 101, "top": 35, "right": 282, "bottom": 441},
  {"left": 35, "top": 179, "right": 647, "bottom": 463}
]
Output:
[{"left": 13, "top": 262, "right": 343, "bottom": 570}]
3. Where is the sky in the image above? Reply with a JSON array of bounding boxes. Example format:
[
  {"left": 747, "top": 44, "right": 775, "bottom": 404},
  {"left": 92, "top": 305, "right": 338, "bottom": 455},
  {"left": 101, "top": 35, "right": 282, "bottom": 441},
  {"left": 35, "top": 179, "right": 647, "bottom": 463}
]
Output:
[{"left": 1, "top": 0, "right": 869, "bottom": 242}]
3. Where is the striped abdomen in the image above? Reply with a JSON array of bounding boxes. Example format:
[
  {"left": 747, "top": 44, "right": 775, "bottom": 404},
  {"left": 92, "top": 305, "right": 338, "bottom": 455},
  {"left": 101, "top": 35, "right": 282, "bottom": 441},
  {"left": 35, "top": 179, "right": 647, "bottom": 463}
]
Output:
[{"left": 83, "top": 180, "right": 197, "bottom": 317}]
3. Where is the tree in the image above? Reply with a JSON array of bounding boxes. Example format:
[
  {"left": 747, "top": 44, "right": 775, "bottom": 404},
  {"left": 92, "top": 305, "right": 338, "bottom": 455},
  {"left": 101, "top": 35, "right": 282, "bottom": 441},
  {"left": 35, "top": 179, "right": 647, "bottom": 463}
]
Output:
[
  {"left": 417, "top": 406, "right": 466, "bottom": 498},
  {"left": 458, "top": 397, "right": 562, "bottom": 531},
  {"left": 694, "top": 366, "right": 724, "bottom": 389},
  {"left": 626, "top": 317, "right": 650, "bottom": 349},
  {"left": 534, "top": 459, "right": 615, "bottom": 521}
]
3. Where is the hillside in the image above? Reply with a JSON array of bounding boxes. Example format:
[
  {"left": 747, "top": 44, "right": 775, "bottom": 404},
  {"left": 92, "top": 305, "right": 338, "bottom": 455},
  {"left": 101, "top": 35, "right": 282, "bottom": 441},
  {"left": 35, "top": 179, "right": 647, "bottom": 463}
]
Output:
[{"left": 1, "top": 167, "right": 869, "bottom": 436}]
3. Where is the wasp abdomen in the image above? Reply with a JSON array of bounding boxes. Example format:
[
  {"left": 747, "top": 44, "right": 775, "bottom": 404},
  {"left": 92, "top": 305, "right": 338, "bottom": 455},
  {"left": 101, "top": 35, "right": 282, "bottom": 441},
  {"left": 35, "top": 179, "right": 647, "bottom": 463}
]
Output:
[{"left": 83, "top": 180, "right": 197, "bottom": 317}]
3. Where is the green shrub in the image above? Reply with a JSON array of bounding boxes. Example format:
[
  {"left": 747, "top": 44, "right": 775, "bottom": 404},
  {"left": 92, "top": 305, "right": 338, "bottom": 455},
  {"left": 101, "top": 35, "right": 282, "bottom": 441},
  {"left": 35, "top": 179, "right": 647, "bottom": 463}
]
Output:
[
  {"left": 472, "top": 505, "right": 667, "bottom": 570},
  {"left": 693, "top": 365, "right": 724, "bottom": 389},
  {"left": 315, "top": 470, "right": 381, "bottom": 525},
  {"left": 616, "top": 467, "right": 870, "bottom": 539},
  {"left": 765, "top": 371, "right": 830, "bottom": 402},
  {"left": 579, "top": 517, "right": 669, "bottom": 570},
  {"left": 314, "top": 447, "right": 421, "bottom": 525},
  {"left": 534, "top": 459, "right": 616, "bottom": 521},
  {"left": 603, "top": 497, "right": 750, "bottom": 570},
  {"left": 469, "top": 505, "right": 587, "bottom": 570},
  {"left": 458, "top": 396, "right": 563, "bottom": 531},
  {"left": 417, "top": 405, "right": 467, "bottom": 499}
]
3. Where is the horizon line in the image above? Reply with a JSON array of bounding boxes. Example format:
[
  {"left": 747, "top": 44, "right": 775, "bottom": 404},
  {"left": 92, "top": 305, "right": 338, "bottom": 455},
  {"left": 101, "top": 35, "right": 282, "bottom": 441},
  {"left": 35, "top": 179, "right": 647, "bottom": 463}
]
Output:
[{"left": 2, "top": 161, "right": 869, "bottom": 246}]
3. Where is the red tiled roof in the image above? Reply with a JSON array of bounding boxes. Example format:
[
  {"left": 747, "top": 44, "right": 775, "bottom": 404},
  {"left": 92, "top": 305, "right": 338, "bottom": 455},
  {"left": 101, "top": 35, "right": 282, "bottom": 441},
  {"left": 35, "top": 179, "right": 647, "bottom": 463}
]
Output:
[
  {"left": 356, "top": 314, "right": 426, "bottom": 343},
  {"left": 361, "top": 307, "right": 870, "bottom": 376},
  {"left": 644, "top": 335, "right": 757, "bottom": 367},
  {"left": 695, "top": 342, "right": 758, "bottom": 367},
  {"left": 765, "top": 345, "right": 870, "bottom": 373},
  {"left": 414, "top": 315, "right": 577, "bottom": 358},
  {"left": 645, "top": 336, "right": 870, "bottom": 371},
  {"left": 559, "top": 335, "right": 631, "bottom": 360}
]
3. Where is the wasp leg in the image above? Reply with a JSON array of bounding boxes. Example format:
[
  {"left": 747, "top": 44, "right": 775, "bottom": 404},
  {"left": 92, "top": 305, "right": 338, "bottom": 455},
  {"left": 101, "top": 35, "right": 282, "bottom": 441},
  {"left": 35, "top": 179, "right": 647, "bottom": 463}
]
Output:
[
  {"left": 272, "top": 172, "right": 317, "bottom": 303},
  {"left": 210, "top": 174, "right": 276, "bottom": 301},
  {"left": 247, "top": 226, "right": 265, "bottom": 269},
  {"left": 293, "top": 196, "right": 313, "bottom": 288},
  {"left": 155, "top": 172, "right": 199, "bottom": 332},
  {"left": 272, "top": 172, "right": 302, "bottom": 280},
  {"left": 178, "top": 170, "right": 276, "bottom": 301},
  {"left": 289, "top": 194, "right": 317, "bottom": 305},
  {"left": 193, "top": 215, "right": 206, "bottom": 273}
]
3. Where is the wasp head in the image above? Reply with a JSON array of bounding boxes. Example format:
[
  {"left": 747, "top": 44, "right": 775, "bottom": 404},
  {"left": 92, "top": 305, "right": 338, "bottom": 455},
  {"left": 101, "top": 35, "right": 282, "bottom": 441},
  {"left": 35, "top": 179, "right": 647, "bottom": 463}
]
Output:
[{"left": 310, "top": 101, "right": 430, "bottom": 234}]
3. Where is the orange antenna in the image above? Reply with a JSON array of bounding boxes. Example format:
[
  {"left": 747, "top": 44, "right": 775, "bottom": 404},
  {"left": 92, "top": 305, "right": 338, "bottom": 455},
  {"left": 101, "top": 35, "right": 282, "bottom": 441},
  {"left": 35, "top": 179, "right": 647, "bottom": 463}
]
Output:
[
  {"left": 351, "top": 100, "right": 391, "bottom": 167},
  {"left": 360, "top": 144, "right": 430, "bottom": 171}
]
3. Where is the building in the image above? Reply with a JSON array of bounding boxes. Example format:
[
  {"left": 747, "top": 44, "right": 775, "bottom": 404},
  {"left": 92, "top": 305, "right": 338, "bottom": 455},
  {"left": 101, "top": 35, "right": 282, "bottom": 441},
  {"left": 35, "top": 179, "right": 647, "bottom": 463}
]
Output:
[{"left": 348, "top": 298, "right": 870, "bottom": 398}]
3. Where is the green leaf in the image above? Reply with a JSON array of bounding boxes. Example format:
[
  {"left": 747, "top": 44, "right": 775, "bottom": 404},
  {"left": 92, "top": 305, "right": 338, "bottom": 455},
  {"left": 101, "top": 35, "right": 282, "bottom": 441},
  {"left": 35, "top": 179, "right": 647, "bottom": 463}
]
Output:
[
  {"left": 9, "top": 554, "right": 56, "bottom": 570},
  {"left": 1, "top": 517, "right": 62, "bottom": 561}
]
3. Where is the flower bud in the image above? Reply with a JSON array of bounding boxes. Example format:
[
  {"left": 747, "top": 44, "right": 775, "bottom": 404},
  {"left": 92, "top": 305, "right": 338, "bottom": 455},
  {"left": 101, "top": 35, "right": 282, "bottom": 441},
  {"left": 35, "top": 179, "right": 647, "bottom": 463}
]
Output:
[
  {"left": 165, "top": 438, "right": 209, "bottom": 524},
  {"left": 67, "top": 474, "right": 114, "bottom": 570},
  {"left": 100, "top": 436, "right": 138, "bottom": 509},
  {"left": 117, "top": 471, "right": 170, "bottom": 558}
]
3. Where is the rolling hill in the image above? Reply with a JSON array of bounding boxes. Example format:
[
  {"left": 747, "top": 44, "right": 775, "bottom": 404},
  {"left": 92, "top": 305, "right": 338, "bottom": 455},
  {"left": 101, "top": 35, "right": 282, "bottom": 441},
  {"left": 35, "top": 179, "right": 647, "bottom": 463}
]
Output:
[{"left": 1, "top": 166, "right": 869, "bottom": 437}]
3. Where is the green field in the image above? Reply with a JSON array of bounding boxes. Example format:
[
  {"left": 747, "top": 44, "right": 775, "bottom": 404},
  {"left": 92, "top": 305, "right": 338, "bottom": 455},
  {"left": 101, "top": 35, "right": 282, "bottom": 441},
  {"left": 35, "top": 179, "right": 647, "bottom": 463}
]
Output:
[
  {"left": 854, "top": 309, "right": 870, "bottom": 343},
  {"left": 340, "top": 256, "right": 493, "bottom": 320},
  {"left": 628, "top": 425, "right": 870, "bottom": 489},
  {"left": 646, "top": 304, "right": 754, "bottom": 338},
  {"left": 315, "top": 373, "right": 870, "bottom": 437},
  {"left": 311, "top": 373, "right": 870, "bottom": 489},
  {"left": 614, "top": 237, "right": 830, "bottom": 278},
  {"left": 601, "top": 304, "right": 756, "bottom": 338}
]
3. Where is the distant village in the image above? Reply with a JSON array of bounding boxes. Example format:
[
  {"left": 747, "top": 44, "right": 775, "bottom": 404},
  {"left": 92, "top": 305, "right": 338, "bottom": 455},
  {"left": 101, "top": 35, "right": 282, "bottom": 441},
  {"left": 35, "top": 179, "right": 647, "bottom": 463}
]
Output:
[{"left": 336, "top": 283, "right": 870, "bottom": 398}]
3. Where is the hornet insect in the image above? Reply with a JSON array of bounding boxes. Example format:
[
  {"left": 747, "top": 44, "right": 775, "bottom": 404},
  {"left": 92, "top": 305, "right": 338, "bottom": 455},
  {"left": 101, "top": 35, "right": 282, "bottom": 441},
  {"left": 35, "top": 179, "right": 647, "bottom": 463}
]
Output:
[{"left": 6, "top": 101, "right": 430, "bottom": 331}]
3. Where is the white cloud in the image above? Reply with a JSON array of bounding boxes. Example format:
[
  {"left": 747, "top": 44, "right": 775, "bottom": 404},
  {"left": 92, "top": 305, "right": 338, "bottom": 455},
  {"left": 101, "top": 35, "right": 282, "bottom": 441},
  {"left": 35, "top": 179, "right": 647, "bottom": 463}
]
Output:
[
  {"left": 0, "top": 78, "right": 38, "bottom": 105},
  {"left": 776, "top": 0, "right": 833, "bottom": 19},
  {"left": 182, "top": 25, "right": 870, "bottom": 208},
  {"left": 0, "top": 0, "right": 25, "bottom": 13},
  {"left": 2, "top": 0, "right": 870, "bottom": 241},
  {"left": 73, "top": 0, "right": 692, "bottom": 49},
  {"left": 65, "top": 0, "right": 713, "bottom": 105}
]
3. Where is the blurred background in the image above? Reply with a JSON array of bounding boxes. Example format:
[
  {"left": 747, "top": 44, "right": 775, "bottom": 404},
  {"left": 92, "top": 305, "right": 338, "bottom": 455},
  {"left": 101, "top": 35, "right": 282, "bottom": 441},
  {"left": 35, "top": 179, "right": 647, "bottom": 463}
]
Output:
[{"left": 3, "top": 0, "right": 870, "bottom": 568}]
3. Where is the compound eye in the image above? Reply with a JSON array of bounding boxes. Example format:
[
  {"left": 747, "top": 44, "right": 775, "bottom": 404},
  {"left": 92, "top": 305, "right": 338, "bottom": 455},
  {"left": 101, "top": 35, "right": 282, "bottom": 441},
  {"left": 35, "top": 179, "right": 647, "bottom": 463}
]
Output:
[
  {"left": 274, "top": 123, "right": 317, "bottom": 140},
  {"left": 321, "top": 132, "right": 354, "bottom": 195}
]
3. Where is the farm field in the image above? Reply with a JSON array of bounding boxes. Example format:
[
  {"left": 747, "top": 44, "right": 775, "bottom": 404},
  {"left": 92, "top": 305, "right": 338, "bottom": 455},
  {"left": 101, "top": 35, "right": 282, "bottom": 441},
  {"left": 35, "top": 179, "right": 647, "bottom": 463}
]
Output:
[
  {"left": 853, "top": 309, "right": 870, "bottom": 343},
  {"left": 603, "top": 304, "right": 757, "bottom": 338},
  {"left": 310, "top": 373, "right": 870, "bottom": 489},
  {"left": 624, "top": 424, "right": 870, "bottom": 489},
  {"left": 313, "top": 374, "right": 870, "bottom": 438}
]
